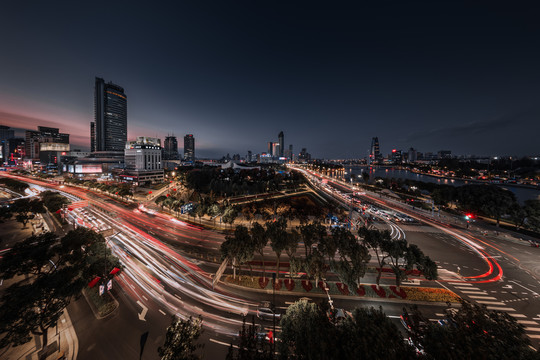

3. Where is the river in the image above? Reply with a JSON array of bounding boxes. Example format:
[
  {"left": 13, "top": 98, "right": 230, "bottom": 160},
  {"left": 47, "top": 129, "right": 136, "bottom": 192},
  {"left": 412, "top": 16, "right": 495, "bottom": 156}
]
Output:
[{"left": 345, "top": 165, "right": 540, "bottom": 204}]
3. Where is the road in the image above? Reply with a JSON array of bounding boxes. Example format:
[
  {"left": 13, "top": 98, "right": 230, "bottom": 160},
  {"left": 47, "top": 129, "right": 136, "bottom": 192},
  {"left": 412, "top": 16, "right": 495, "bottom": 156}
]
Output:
[
  {"left": 291, "top": 165, "right": 540, "bottom": 345},
  {"left": 3, "top": 170, "right": 540, "bottom": 358}
]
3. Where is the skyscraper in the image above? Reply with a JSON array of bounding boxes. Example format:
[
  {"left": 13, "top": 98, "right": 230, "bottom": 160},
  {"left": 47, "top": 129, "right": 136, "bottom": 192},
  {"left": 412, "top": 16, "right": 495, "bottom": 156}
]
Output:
[
  {"left": 184, "top": 134, "right": 195, "bottom": 162},
  {"left": 164, "top": 135, "right": 179, "bottom": 160},
  {"left": 278, "top": 131, "right": 284, "bottom": 157},
  {"left": 90, "top": 122, "right": 96, "bottom": 152},
  {"left": 94, "top": 77, "right": 127, "bottom": 152},
  {"left": 370, "top": 137, "right": 381, "bottom": 161}
]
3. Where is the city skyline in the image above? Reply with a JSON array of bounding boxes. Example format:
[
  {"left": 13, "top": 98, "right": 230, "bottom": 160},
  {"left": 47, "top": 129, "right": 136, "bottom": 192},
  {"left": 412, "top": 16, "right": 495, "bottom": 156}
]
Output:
[{"left": 1, "top": 2, "right": 539, "bottom": 158}]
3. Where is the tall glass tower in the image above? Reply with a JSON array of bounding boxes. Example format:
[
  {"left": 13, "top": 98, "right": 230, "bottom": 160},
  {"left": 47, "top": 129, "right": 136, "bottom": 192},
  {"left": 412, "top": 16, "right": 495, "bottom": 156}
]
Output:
[
  {"left": 94, "top": 77, "right": 127, "bottom": 152},
  {"left": 184, "top": 134, "right": 195, "bottom": 162}
]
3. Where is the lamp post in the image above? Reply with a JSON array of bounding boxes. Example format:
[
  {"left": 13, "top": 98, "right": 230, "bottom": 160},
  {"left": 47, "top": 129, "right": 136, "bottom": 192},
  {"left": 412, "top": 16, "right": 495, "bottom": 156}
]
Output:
[{"left": 272, "top": 272, "right": 276, "bottom": 355}]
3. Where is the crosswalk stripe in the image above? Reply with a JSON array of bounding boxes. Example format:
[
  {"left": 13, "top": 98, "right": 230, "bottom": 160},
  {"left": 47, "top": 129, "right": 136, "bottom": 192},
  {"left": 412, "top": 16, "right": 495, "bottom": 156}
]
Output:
[
  {"left": 450, "top": 282, "right": 473, "bottom": 286},
  {"left": 435, "top": 313, "right": 445, "bottom": 317},
  {"left": 455, "top": 286, "right": 480, "bottom": 290},
  {"left": 511, "top": 314, "right": 527, "bottom": 318},
  {"left": 528, "top": 335, "right": 540, "bottom": 339},
  {"left": 524, "top": 327, "right": 540, "bottom": 332},
  {"left": 487, "top": 306, "right": 516, "bottom": 311},
  {"left": 518, "top": 320, "right": 539, "bottom": 325},
  {"left": 476, "top": 301, "right": 507, "bottom": 306},
  {"left": 461, "top": 290, "right": 488, "bottom": 295},
  {"left": 468, "top": 296, "right": 498, "bottom": 300}
]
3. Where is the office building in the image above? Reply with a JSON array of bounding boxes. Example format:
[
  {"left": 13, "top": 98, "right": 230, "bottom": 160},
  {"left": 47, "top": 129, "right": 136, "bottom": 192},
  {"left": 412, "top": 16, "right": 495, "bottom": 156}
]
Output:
[
  {"left": 408, "top": 148, "right": 417, "bottom": 163},
  {"left": 94, "top": 77, "right": 127, "bottom": 152},
  {"left": 272, "top": 142, "right": 280, "bottom": 158},
  {"left": 163, "top": 135, "right": 180, "bottom": 160},
  {"left": 90, "top": 122, "right": 96, "bottom": 152},
  {"left": 122, "top": 137, "right": 163, "bottom": 184},
  {"left": 25, "top": 126, "right": 69, "bottom": 162},
  {"left": 370, "top": 137, "right": 381, "bottom": 161},
  {"left": 278, "top": 131, "right": 284, "bottom": 157},
  {"left": 184, "top": 134, "right": 195, "bottom": 162},
  {"left": 0, "top": 125, "right": 15, "bottom": 164}
]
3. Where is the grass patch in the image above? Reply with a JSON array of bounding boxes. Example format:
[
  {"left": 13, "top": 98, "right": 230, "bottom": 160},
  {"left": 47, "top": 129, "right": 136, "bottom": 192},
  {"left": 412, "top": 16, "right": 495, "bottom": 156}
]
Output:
[{"left": 86, "top": 286, "right": 117, "bottom": 317}]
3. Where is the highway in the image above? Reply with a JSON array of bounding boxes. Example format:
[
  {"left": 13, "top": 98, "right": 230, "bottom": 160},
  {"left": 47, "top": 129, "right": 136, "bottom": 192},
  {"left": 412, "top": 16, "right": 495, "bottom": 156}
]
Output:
[{"left": 3, "top": 170, "right": 540, "bottom": 358}]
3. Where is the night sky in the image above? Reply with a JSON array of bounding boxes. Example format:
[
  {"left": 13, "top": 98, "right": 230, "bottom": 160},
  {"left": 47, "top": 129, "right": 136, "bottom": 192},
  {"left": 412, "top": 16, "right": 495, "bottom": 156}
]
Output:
[{"left": 0, "top": 1, "right": 539, "bottom": 159}]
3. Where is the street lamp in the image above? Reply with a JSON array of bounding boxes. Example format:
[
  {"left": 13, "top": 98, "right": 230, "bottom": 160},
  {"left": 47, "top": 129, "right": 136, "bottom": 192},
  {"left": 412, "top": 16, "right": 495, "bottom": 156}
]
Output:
[{"left": 272, "top": 272, "right": 276, "bottom": 354}]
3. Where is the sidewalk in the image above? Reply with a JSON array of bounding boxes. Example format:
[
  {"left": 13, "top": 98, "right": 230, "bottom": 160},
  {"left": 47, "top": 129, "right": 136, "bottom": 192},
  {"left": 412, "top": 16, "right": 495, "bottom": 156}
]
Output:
[{"left": 0, "top": 309, "right": 78, "bottom": 360}]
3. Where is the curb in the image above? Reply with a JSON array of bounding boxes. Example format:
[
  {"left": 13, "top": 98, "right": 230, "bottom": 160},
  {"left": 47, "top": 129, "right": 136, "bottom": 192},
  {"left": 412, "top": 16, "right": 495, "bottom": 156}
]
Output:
[
  {"left": 218, "top": 280, "right": 457, "bottom": 307},
  {"left": 81, "top": 288, "right": 120, "bottom": 320}
]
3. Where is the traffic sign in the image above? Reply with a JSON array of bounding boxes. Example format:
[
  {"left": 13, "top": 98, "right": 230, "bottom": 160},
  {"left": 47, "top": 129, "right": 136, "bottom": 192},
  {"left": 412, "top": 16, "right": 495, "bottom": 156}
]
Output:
[{"left": 107, "top": 279, "right": 113, "bottom": 291}]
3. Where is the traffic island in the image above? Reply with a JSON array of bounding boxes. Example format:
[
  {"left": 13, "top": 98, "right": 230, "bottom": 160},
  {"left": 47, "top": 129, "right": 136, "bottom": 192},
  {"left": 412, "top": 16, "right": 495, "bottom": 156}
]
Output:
[
  {"left": 223, "top": 275, "right": 461, "bottom": 303},
  {"left": 82, "top": 287, "right": 119, "bottom": 319}
]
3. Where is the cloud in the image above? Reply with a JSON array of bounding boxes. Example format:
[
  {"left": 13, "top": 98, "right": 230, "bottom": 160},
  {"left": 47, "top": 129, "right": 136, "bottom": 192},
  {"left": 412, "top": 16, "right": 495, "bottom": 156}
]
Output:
[{"left": 403, "top": 110, "right": 538, "bottom": 143}]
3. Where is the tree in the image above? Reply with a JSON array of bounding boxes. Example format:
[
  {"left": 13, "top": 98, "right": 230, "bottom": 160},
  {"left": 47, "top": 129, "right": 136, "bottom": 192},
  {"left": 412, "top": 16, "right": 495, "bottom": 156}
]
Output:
[
  {"left": 0, "top": 228, "right": 120, "bottom": 357},
  {"left": 330, "top": 227, "right": 371, "bottom": 290},
  {"left": 358, "top": 227, "right": 391, "bottom": 287},
  {"left": 158, "top": 315, "right": 204, "bottom": 360},
  {"left": 278, "top": 300, "right": 334, "bottom": 360},
  {"left": 222, "top": 206, "right": 238, "bottom": 228},
  {"left": 41, "top": 191, "right": 70, "bottom": 213},
  {"left": 251, "top": 222, "right": 268, "bottom": 277},
  {"left": 266, "top": 218, "right": 289, "bottom": 280},
  {"left": 335, "top": 307, "right": 417, "bottom": 360},
  {"left": 156, "top": 195, "right": 168, "bottom": 208},
  {"left": 221, "top": 225, "right": 254, "bottom": 278},
  {"left": 412, "top": 300, "right": 538, "bottom": 360},
  {"left": 227, "top": 317, "right": 273, "bottom": 360},
  {"left": 524, "top": 200, "right": 540, "bottom": 232},
  {"left": 361, "top": 171, "right": 370, "bottom": 184},
  {"left": 284, "top": 230, "right": 301, "bottom": 278},
  {"left": 11, "top": 198, "right": 45, "bottom": 228},
  {"left": 298, "top": 222, "right": 327, "bottom": 258}
]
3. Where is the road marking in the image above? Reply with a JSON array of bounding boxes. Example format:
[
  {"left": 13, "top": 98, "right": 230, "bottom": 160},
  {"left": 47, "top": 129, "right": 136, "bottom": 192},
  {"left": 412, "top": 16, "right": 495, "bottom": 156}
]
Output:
[
  {"left": 511, "top": 314, "right": 527, "bottom": 318},
  {"left": 461, "top": 290, "right": 488, "bottom": 295},
  {"left": 468, "top": 296, "right": 498, "bottom": 300},
  {"left": 455, "top": 286, "right": 479, "bottom": 290},
  {"left": 136, "top": 300, "right": 148, "bottom": 321},
  {"left": 518, "top": 320, "right": 539, "bottom": 325},
  {"left": 159, "top": 309, "right": 167, "bottom": 316},
  {"left": 524, "top": 327, "right": 540, "bottom": 332},
  {"left": 210, "top": 338, "right": 237, "bottom": 348},
  {"left": 509, "top": 281, "right": 539, "bottom": 296},
  {"left": 528, "top": 335, "right": 540, "bottom": 339},
  {"left": 450, "top": 282, "right": 473, "bottom": 287},
  {"left": 142, "top": 295, "right": 148, "bottom": 301},
  {"left": 476, "top": 301, "right": 507, "bottom": 306},
  {"left": 487, "top": 306, "right": 516, "bottom": 311}
]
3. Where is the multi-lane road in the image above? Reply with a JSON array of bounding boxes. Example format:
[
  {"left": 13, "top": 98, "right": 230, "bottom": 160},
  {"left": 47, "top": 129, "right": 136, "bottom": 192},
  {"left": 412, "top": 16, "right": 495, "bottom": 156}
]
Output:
[{"left": 2, "top": 170, "right": 540, "bottom": 358}]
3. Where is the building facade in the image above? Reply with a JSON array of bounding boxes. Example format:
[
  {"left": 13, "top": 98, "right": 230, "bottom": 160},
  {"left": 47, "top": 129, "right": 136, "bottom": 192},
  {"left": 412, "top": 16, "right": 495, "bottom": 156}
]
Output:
[
  {"left": 184, "top": 134, "right": 195, "bottom": 162},
  {"left": 370, "top": 137, "right": 381, "bottom": 161},
  {"left": 163, "top": 135, "right": 179, "bottom": 160},
  {"left": 278, "top": 131, "right": 284, "bottom": 157},
  {"left": 24, "top": 126, "right": 69, "bottom": 162},
  {"left": 122, "top": 137, "right": 163, "bottom": 184},
  {"left": 94, "top": 77, "right": 127, "bottom": 152}
]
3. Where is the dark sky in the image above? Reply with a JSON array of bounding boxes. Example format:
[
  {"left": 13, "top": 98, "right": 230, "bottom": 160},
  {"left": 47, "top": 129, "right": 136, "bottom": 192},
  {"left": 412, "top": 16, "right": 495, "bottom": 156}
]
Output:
[{"left": 0, "top": 1, "right": 539, "bottom": 158}]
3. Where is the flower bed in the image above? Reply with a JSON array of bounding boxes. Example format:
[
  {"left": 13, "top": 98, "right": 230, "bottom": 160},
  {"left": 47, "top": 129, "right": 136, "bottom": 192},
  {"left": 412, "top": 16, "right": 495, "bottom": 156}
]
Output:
[{"left": 223, "top": 275, "right": 460, "bottom": 302}]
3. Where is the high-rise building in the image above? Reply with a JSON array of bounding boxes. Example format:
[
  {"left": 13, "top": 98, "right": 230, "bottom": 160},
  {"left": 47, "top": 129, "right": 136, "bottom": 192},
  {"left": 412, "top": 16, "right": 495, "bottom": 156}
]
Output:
[
  {"left": 247, "top": 150, "right": 252, "bottom": 162},
  {"left": 408, "top": 148, "right": 417, "bottom": 163},
  {"left": 370, "top": 137, "right": 381, "bottom": 161},
  {"left": 0, "top": 125, "right": 15, "bottom": 163},
  {"left": 272, "top": 142, "right": 280, "bottom": 158},
  {"left": 267, "top": 142, "right": 273, "bottom": 155},
  {"left": 184, "top": 134, "right": 195, "bottom": 162},
  {"left": 94, "top": 77, "right": 127, "bottom": 152},
  {"left": 25, "top": 126, "right": 69, "bottom": 161},
  {"left": 90, "top": 122, "right": 96, "bottom": 152},
  {"left": 164, "top": 135, "right": 179, "bottom": 160},
  {"left": 278, "top": 131, "right": 284, "bottom": 157}
]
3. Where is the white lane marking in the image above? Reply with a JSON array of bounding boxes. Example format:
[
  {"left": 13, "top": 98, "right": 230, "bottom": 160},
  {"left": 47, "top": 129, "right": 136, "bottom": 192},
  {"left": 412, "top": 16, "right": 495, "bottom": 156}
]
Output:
[
  {"left": 518, "top": 320, "right": 539, "bottom": 325},
  {"left": 455, "top": 286, "right": 480, "bottom": 291},
  {"left": 476, "top": 301, "right": 507, "bottom": 306},
  {"left": 142, "top": 295, "right": 148, "bottom": 301},
  {"left": 511, "top": 314, "right": 527, "bottom": 318},
  {"left": 210, "top": 338, "right": 237, "bottom": 348},
  {"left": 528, "top": 335, "right": 540, "bottom": 339},
  {"left": 487, "top": 306, "right": 516, "bottom": 311},
  {"left": 159, "top": 309, "right": 167, "bottom": 316},
  {"left": 136, "top": 300, "right": 148, "bottom": 321},
  {"left": 468, "top": 296, "right": 498, "bottom": 300},
  {"left": 461, "top": 290, "right": 488, "bottom": 295},
  {"left": 509, "top": 281, "right": 539, "bottom": 296},
  {"left": 451, "top": 283, "right": 473, "bottom": 287},
  {"left": 435, "top": 313, "right": 445, "bottom": 317},
  {"left": 524, "top": 327, "right": 540, "bottom": 332}
]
